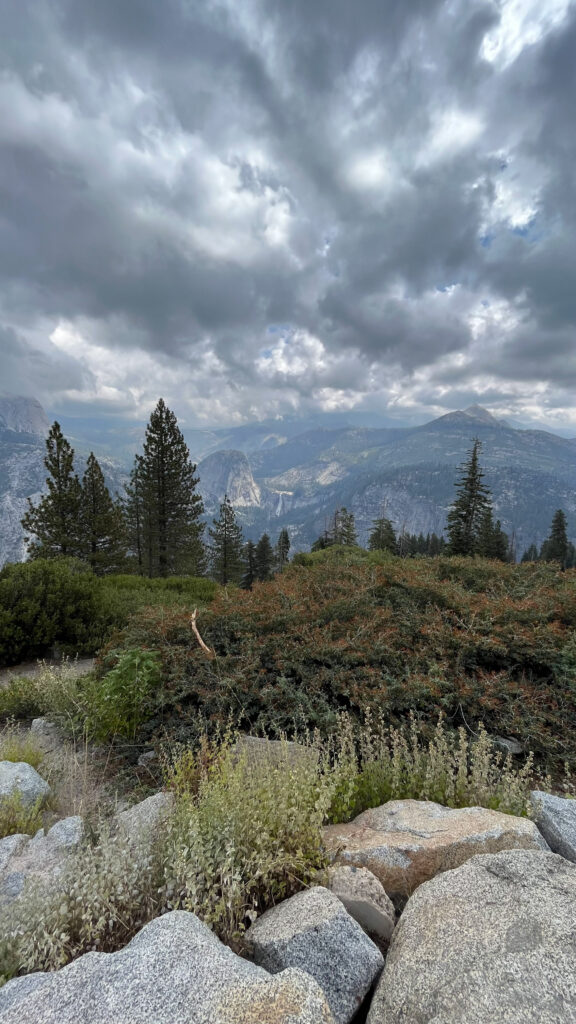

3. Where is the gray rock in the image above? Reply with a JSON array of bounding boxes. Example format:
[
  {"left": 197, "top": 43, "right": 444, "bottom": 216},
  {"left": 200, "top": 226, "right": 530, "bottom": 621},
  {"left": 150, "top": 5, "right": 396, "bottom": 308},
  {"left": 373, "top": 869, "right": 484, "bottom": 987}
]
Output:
[
  {"left": 368, "top": 849, "right": 576, "bottom": 1023},
  {"left": 0, "top": 762, "right": 50, "bottom": 809},
  {"left": 531, "top": 790, "right": 576, "bottom": 863},
  {"left": 324, "top": 865, "right": 395, "bottom": 946},
  {"left": 246, "top": 885, "right": 384, "bottom": 1024},
  {"left": 29, "top": 719, "right": 62, "bottom": 752},
  {"left": 137, "top": 750, "right": 157, "bottom": 768},
  {"left": 0, "top": 834, "right": 30, "bottom": 873},
  {"left": 115, "top": 791, "right": 174, "bottom": 842},
  {"left": 323, "top": 799, "right": 548, "bottom": 905},
  {"left": 0, "top": 910, "right": 334, "bottom": 1023},
  {"left": 492, "top": 735, "right": 524, "bottom": 756},
  {"left": 0, "top": 816, "right": 84, "bottom": 905}
]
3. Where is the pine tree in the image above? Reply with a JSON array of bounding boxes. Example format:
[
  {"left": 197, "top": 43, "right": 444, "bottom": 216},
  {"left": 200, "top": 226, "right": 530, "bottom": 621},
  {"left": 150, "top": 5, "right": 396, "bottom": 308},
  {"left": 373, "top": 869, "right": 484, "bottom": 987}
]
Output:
[
  {"left": 254, "top": 533, "right": 275, "bottom": 582},
  {"left": 368, "top": 517, "right": 397, "bottom": 554},
  {"left": 541, "top": 509, "right": 569, "bottom": 569},
  {"left": 122, "top": 461, "right": 146, "bottom": 574},
  {"left": 241, "top": 540, "right": 257, "bottom": 590},
  {"left": 276, "top": 528, "right": 291, "bottom": 571},
  {"left": 21, "top": 422, "right": 82, "bottom": 560},
  {"left": 79, "top": 453, "right": 126, "bottom": 575},
  {"left": 521, "top": 543, "right": 539, "bottom": 563},
  {"left": 338, "top": 508, "right": 357, "bottom": 546},
  {"left": 136, "top": 399, "right": 205, "bottom": 577},
  {"left": 209, "top": 495, "right": 244, "bottom": 585},
  {"left": 476, "top": 508, "right": 508, "bottom": 561},
  {"left": 446, "top": 440, "right": 493, "bottom": 556}
]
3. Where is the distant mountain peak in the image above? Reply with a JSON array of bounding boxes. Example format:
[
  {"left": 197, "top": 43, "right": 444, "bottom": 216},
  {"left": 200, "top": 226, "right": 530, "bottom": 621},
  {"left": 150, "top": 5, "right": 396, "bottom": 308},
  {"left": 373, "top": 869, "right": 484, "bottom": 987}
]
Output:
[
  {"left": 462, "top": 404, "right": 503, "bottom": 424},
  {"left": 0, "top": 394, "right": 49, "bottom": 437}
]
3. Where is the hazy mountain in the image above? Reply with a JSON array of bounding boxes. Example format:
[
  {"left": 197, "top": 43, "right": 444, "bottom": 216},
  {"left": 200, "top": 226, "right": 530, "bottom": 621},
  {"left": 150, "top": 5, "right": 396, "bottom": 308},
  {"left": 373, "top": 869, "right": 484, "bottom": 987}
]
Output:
[{"left": 1, "top": 397, "right": 574, "bottom": 565}]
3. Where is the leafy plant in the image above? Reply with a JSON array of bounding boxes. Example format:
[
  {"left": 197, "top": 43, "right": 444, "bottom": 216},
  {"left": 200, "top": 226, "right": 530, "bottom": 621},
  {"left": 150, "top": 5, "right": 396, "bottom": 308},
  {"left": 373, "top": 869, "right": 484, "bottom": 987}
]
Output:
[{"left": 84, "top": 649, "right": 162, "bottom": 741}]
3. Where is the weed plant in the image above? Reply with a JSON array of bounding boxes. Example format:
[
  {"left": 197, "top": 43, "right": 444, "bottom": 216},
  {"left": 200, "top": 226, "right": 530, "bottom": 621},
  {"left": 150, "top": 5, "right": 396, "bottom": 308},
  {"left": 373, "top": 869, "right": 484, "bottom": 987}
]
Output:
[{"left": 0, "top": 715, "right": 541, "bottom": 982}]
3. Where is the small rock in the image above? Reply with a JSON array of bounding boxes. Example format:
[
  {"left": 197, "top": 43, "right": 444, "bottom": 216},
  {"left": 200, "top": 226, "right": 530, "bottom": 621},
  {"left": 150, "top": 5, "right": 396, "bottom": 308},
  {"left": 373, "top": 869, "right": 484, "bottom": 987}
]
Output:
[
  {"left": 0, "top": 761, "right": 51, "bottom": 809},
  {"left": 323, "top": 799, "right": 548, "bottom": 905},
  {"left": 30, "top": 719, "right": 62, "bottom": 752},
  {"left": 0, "top": 833, "right": 30, "bottom": 873},
  {"left": 0, "top": 910, "right": 334, "bottom": 1023},
  {"left": 368, "top": 849, "right": 576, "bottom": 1023},
  {"left": 246, "top": 885, "right": 384, "bottom": 1024},
  {"left": 324, "top": 865, "right": 395, "bottom": 946},
  {"left": 137, "top": 750, "right": 157, "bottom": 768},
  {"left": 531, "top": 790, "right": 576, "bottom": 863},
  {"left": 492, "top": 735, "right": 524, "bottom": 757}
]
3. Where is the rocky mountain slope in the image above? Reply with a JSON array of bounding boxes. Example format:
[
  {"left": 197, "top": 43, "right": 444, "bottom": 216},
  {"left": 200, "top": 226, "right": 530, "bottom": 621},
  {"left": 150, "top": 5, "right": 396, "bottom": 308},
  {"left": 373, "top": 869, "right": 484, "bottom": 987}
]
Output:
[{"left": 1, "top": 396, "right": 574, "bottom": 565}]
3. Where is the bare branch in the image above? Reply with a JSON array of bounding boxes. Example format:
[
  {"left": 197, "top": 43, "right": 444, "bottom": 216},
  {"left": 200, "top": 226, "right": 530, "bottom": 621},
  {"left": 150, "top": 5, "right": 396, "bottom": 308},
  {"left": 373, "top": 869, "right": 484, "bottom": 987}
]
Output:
[{"left": 190, "top": 608, "right": 214, "bottom": 658}]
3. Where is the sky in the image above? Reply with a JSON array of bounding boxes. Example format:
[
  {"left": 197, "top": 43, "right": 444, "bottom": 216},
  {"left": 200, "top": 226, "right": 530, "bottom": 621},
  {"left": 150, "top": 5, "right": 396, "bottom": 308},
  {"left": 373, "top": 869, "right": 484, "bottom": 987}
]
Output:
[{"left": 1, "top": 0, "right": 576, "bottom": 431}]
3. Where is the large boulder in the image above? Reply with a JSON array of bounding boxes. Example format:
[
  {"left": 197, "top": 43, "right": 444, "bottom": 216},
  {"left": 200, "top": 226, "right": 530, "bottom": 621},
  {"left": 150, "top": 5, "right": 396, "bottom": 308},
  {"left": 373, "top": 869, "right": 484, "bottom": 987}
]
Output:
[
  {"left": 323, "top": 799, "right": 548, "bottom": 904},
  {"left": 246, "top": 885, "right": 384, "bottom": 1024},
  {"left": 0, "top": 816, "right": 84, "bottom": 905},
  {"left": 0, "top": 762, "right": 50, "bottom": 809},
  {"left": 29, "top": 719, "right": 62, "bottom": 753},
  {"left": 115, "top": 791, "right": 174, "bottom": 843},
  {"left": 323, "top": 865, "right": 395, "bottom": 947},
  {"left": 531, "top": 790, "right": 576, "bottom": 863},
  {"left": 368, "top": 849, "right": 576, "bottom": 1023},
  {"left": 0, "top": 910, "right": 334, "bottom": 1023}
]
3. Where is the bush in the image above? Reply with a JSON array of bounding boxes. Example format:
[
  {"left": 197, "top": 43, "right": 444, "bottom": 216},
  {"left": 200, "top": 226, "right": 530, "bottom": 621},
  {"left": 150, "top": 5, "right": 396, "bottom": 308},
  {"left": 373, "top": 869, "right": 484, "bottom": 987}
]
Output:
[
  {"left": 0, "top": 559, "right": 100, "bottom": 667},
  {"left": 0, "top": 723, "right": 45, "bottom": 771},
  {"left": 83, "top": 649, "right": 163, "bottom": 742},
  {"left": 0, "top": 560, "right": 219, "bottom": 669},
  {"left": 0, "top": 793, "right": 44, "bottom": 840}
]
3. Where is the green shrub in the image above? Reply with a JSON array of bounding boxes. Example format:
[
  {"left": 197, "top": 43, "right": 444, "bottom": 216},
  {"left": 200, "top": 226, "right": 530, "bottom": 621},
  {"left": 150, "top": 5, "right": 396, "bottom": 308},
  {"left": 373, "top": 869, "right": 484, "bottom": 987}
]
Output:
[
  {"left": 0, "top": 723, "right": 45, "bottom": 771},
  {"left": 327, "top": 712, "right": 542, "bottom": 822},
  {"left": 0, "top": 560, "right": 218, "bottom": 669},
  {"left": 0, "top": 662, "right": 91, "bottom": 727},
  {"left": 83, "top": 649, "right": 163, "bottom": 742},
  {"left": 163, "top": 734, "right": 332, "bottom": 946},
  {"left": 0, "top": 793, "right": 44, "bottom": 840},
  {"left": 0, "top": 559, "right": 100, "bottom": 667}
]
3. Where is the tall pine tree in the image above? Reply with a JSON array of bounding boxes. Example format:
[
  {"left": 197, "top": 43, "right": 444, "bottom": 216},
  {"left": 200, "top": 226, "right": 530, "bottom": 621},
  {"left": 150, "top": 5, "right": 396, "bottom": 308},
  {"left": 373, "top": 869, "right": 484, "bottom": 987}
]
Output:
[
  {"left": 209, "top": 495, "right": 244, "bottom": 585},
  {"left": 446, "top": 440, "right": 492, "bottom": 556},
  {"left": 132, "top": 399, "right": 205, "bottom": 577},
  {"left": 241, "top": 540, "right": 257, "bottom": 590},
  {"left": 80, "top": 453, "right": 126, "bottom": 575},
  {"left": 541, "top": 509, "right": 569, "bottom": 569},
  {"left": 254, "top": 533, "right": 275, "bottom": 581},
  {"left": 276, "top": 528, "right": 291, "bottom": 571},
  {"left": 21, "top": 422, "right": 82, "bottom": 560},
  {"left": 368, "top": 517, "right": 397, "bottom": 554}
]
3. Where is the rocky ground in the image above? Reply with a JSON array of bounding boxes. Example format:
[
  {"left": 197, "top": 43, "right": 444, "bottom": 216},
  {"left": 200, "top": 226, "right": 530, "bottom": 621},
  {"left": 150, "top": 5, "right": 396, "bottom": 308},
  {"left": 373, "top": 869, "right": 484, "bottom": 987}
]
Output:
[{"left": 1, "top": 725, "right": 576, "bottom": 1023}]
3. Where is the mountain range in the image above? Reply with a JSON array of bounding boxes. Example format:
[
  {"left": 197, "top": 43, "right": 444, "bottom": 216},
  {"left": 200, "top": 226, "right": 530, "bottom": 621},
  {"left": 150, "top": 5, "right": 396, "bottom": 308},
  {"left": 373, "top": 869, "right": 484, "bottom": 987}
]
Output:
[{"left": 0, "top": 395, "right": 574, "bottom": 566}]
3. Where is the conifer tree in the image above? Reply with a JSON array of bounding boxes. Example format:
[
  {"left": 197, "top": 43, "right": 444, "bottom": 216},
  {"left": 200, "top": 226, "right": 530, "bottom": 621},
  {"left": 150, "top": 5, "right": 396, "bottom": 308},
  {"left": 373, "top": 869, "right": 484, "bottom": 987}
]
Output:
[
  {"left": 80, "top": 453, "right": 126, "bottom": 575},
  {"left": 476, "top": 508, "right": 508, "bottom": 561},
  {"left": 122, "top": 462, "right": 146, "bottom": 574},
  {"left": 134, "top": 399, "right": 205, "bottom": 577},
  {"left": 276, "top": 528, "right": 291, "bottom": 571},
  {"left": 209, "top": 495, "right": 244, "bottom": 585},
  {"left": 254, "top": 533, "right": 275, "bottom": 582},
  {"left": 446, "top": 440, "right": 492, "bottom": 556},
  {"left": 21, "top": 422, "right": 82, "bottom": 559},
  {"left": 521, "top": 543, "right": 539, "bottom": 563},
  {"left": 368, "top": 517, "right": 397, "bottom": 554},
  {"left": 338, "top": 508, "right": 357, "bottom": 546},
  {"left": 241, "top": 540, "right": 257, "bottom": 590},
  {"left": 541, "top": 509, "right": 569, "bottom": 569}
]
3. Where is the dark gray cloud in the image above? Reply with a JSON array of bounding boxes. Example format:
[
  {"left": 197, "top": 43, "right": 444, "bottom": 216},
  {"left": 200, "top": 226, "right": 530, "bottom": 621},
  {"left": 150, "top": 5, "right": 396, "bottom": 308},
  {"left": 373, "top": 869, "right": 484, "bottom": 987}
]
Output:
[{"left": 0, "top": 0, "right": 575, "bottom": 427}]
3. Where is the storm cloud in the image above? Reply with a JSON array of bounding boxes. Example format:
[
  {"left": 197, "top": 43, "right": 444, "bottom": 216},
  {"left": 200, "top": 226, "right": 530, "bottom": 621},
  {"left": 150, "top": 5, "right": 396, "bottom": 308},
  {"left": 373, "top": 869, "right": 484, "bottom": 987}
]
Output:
[{"left": 0, "top": 0, "right": 575, "bottom": 428}]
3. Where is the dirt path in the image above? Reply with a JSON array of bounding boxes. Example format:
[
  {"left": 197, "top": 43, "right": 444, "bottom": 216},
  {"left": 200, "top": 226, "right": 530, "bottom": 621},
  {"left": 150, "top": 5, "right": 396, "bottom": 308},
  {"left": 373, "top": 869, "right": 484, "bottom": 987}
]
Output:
[{"left": 0, "top": 657, "right": 95, "bottom": 689}]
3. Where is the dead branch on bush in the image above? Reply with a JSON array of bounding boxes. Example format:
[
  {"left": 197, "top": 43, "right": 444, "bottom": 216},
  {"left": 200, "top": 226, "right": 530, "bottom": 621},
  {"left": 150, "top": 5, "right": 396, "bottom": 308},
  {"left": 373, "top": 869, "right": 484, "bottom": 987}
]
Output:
[{"left": 190, "top": 608, "right": 214, "bottom": 658}]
